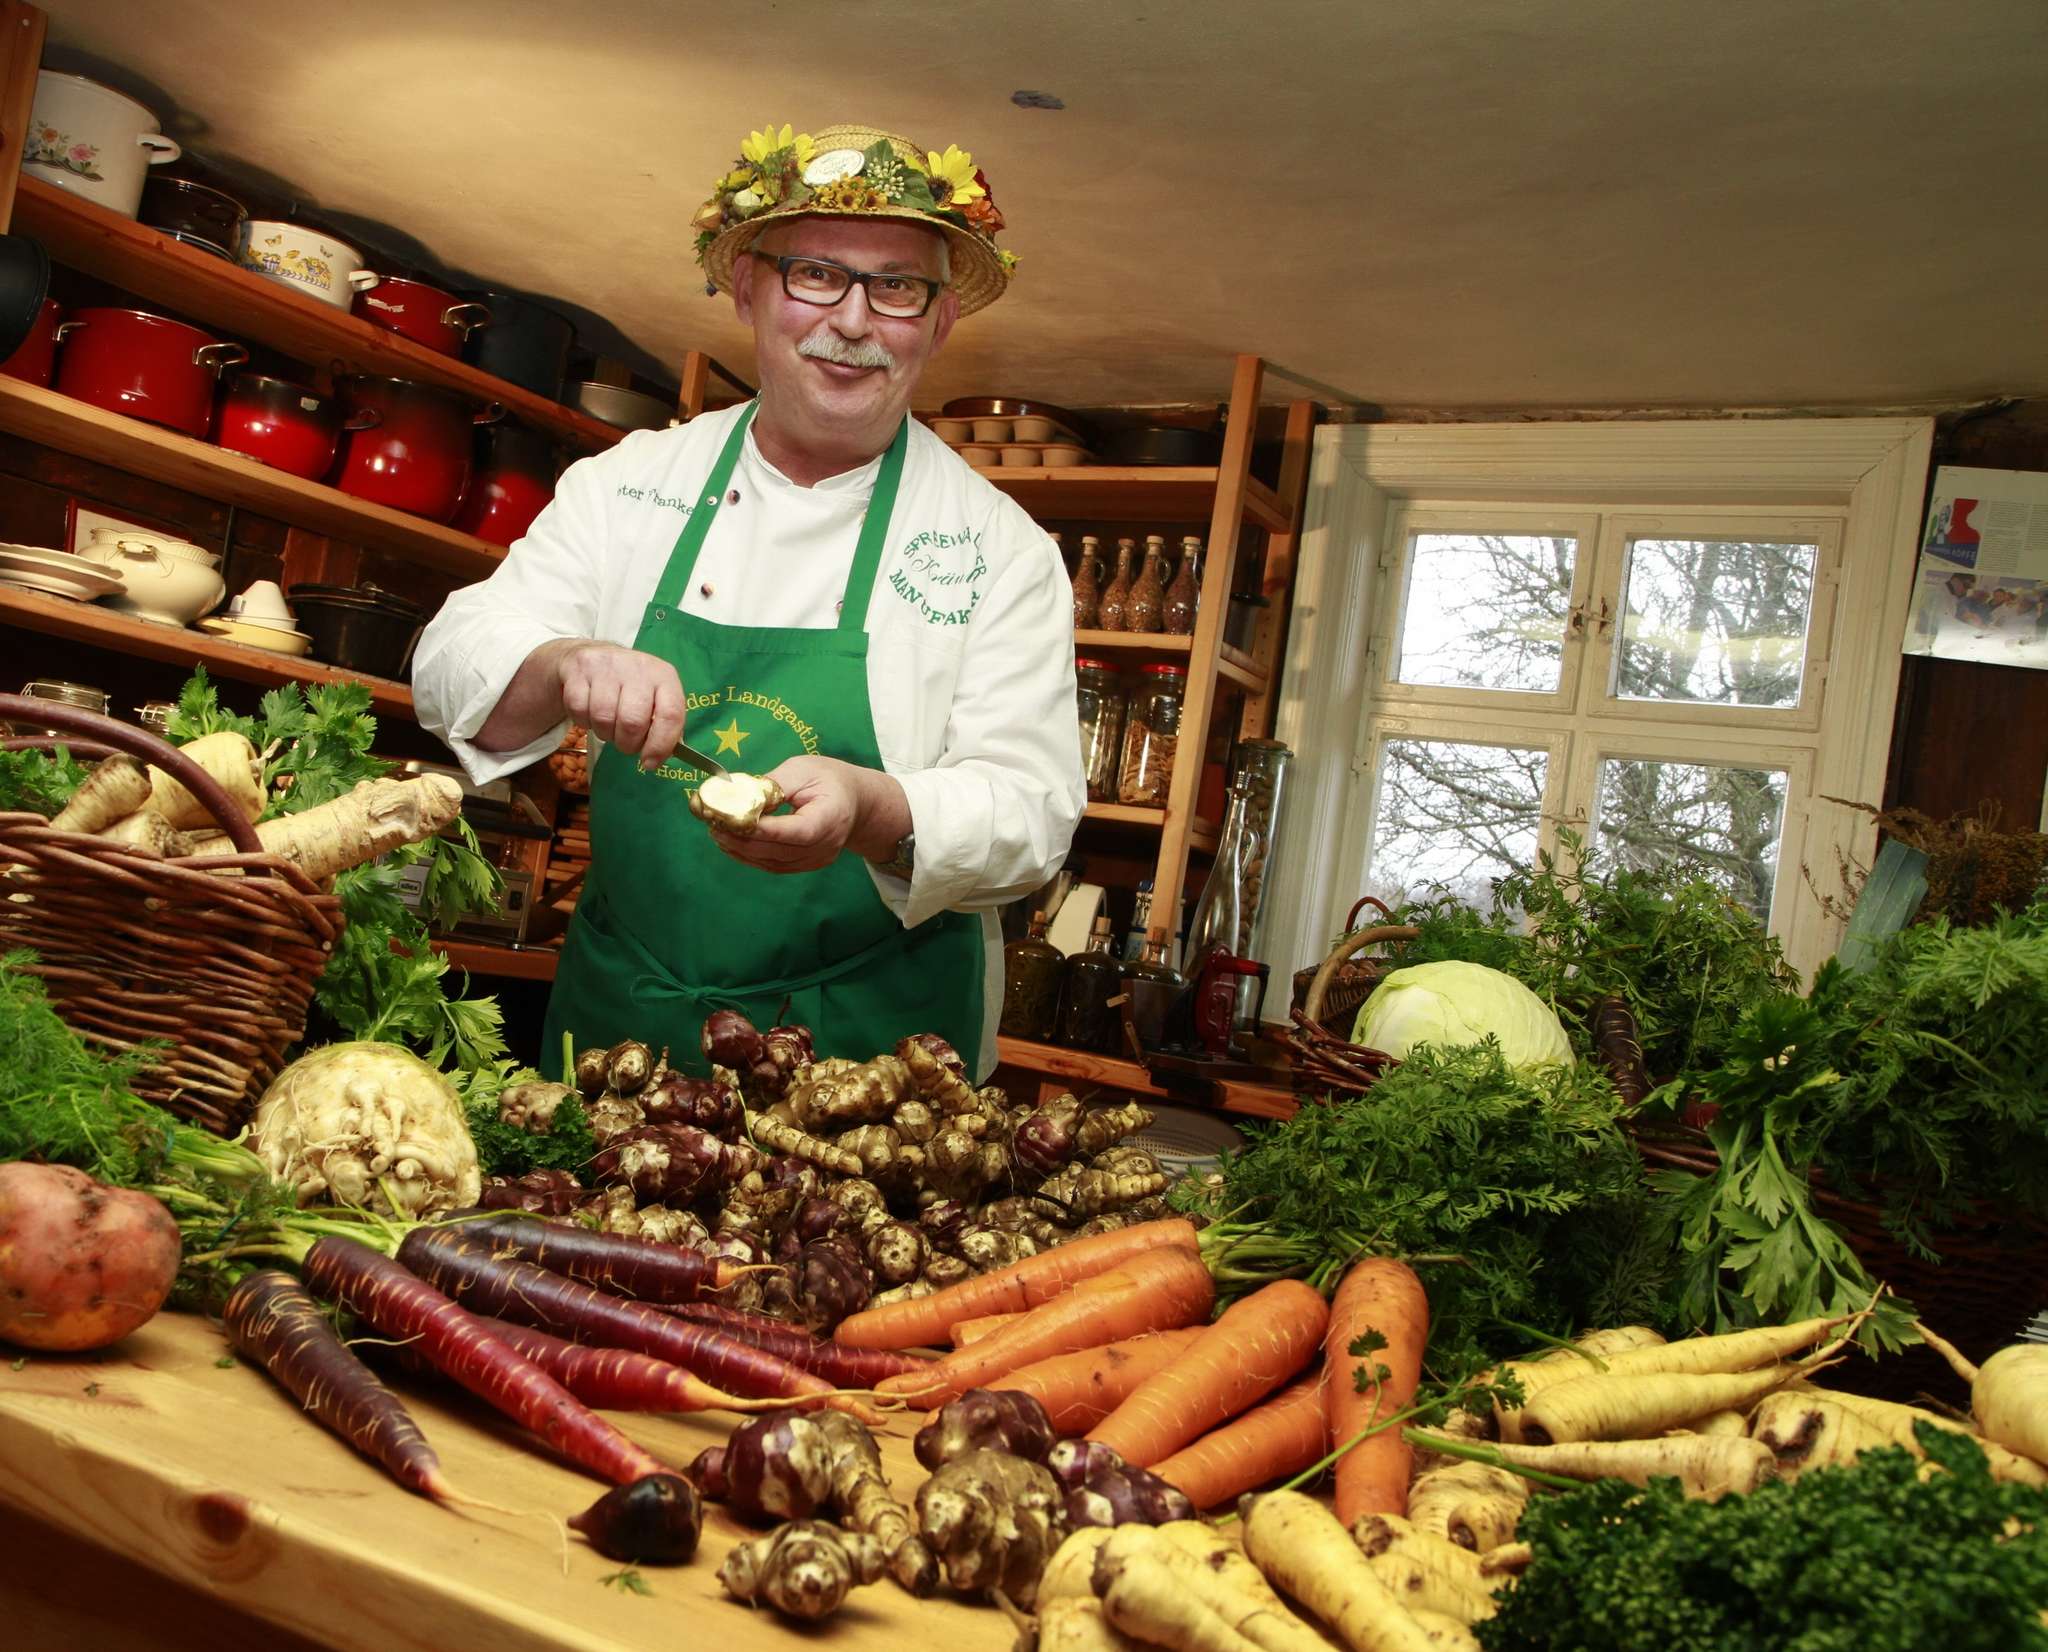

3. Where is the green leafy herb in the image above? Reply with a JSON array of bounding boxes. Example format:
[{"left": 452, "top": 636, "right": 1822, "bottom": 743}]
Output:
[
  {"left": 458, "top": 1064, "right": 597, "bottom": 1178},
  {"left": 214, "top": 1355, "right": 237, "bottom": 1369},
  {"left": 1474, "top": 1426, "right": 2048, "bottom": 1652},
  {"left": 0, "top": 744, "right": 90, "bottom": 816},
  {"left": 599, "top": 1569, "right": 653, "bottom": 1596},
  {"left": 1180, "top": 1040, "right": 1674, "bottom": 1382},
  {"left": 8, "top": 1357, "right": 24, "bottom": 1373}
]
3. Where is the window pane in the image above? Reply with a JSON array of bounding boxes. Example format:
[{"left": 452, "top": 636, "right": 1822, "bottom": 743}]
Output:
[
  {"left": 1394, "top": 532, "right": 1576, "bottom": 693},
  {"left": 1364, "top": 737, "right": 1549, "bottom": 908},
  {"left": 1614, "top": 538, "right": 1817, "bottom": 709},
  {"left": 1592, "top": 757, "right": 1787, "bottom": 919}
]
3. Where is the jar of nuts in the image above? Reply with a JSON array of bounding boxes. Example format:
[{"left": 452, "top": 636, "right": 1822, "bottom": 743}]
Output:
[
  {"left": 1117, "top": 663, "right": 1186, "bottom": 807},
  {"left": 548, "top": 724, "right": 592, "bottom": 794},
  {"left": 1230, "top": 738, "right": 1292, "bottom": 953}
]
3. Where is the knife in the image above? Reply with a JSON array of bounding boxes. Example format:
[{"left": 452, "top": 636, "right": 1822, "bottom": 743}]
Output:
[{"left": 671, "top": 736, "right": 728, "bottom": 778}]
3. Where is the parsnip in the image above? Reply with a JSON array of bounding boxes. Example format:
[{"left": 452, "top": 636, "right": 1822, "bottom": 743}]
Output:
[
  {"left": 1041, "top": 1595, "right": 1147, "bottom": 1652},
  {"left": 1094, "top": 1527, "right": 1328, "bottom": 1652},
  {"left": 1804, "top": 1384, "right": 2048, "bottom": 1486},
  {"left": 1408, "top": 1611, "right": 1483, "bottom": 1652},
  {"left": 1749, "top": 1390, "right": 1890, "bottom": 1479},
  {"left": 178, "top": 774, "right": 462, "bottom": 881},
  {"left": 1405, "top": 1461, "right": 1528, "bottom": 1550},
  {"left": 1348, "top": 1513, "right": 1527, "bottom": 1622},
  {"left": 96, "top": 808, "right": 188, "bottom": 855},
  {"left": 1917, "top": 1322, "right": 2048, "bottom": 1471},
  {"left": 1528, "top": 1325, "right": 1667, "bottom": 1364},
  {"left": 1514, "top": 1356, "right": 1829, "bottom": 1447},
  {"left": 1412, "top": 1429, "right": 1775, "bottom": 1499},
  {"left": 50, "top": 755, "right": 150, "bottom": 835},
  {"left": 1243, "top": 1491, "right": 1441, "bottom": 1652},
  {"left": 1153, "top": 1522, "right": 1309, "bottom": 1627},
  {"left": 145, "top": 730, "right": 263, "bottom": 829},
  {"left": 1041, "top": 1528, "right": 1116, "bottom": 1604}
]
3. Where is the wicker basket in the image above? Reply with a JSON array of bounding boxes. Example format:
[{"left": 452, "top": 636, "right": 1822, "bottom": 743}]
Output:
[
  {"left": 0, "top": 696, "right": 342, "bottom": 1136},
  {"left": 1289, "top": 896, "right": 1398, "bottom": 1033},
  {"left": 1284, "top": 919, "right": 1419, "bottom": 1099}
]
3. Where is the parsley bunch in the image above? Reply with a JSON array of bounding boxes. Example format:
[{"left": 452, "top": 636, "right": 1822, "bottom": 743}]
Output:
[
  {"left": 1180, "top": 1041, "right": 1676, "bottom": 1382},
  {"left": 1478, "top": 1426, "right": 2048, "bottom": 1652}
]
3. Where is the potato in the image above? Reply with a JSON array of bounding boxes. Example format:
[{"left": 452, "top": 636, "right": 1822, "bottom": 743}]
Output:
[{"left": 0, "top": 1163, "right": 181, "bottom": 1350}]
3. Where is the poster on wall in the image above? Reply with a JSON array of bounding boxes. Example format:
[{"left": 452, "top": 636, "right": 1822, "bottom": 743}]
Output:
[{"left": 1903, "top": 465, "right": 2048, "bottom": 670}]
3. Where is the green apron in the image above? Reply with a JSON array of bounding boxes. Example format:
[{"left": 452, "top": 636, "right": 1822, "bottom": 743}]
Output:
[{"left": 542, "top": 404, "right": 986, "bottom": 1078}]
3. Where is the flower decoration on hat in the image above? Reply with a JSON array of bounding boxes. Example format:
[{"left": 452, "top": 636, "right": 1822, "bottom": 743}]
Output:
[{"left": 693, "top": 121, "right": 1016, "bottom": 314}]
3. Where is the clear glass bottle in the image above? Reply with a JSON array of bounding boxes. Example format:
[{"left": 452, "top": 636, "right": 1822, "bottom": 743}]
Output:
[
  {"left": 1185, "top": 779, "right": 1255, "bottom": 965},
  {"left": 1126, "top": 534, "right": 1170, "bottom": 633},
  {"left": 1056, "top": 916, "right": 1125, "bottom": 1052},
  {"left": 1116, "top": 663, "right": 1186, "bottom": 806},
  {"left": 1163, "top": 536, "right": 1201, "bottom": 636},
  {"left": 999, "top": 908, "right": 1064, "bottom": 1041},
  {"left": 1097, "top": 537, "right": 1136, "bottom": 632},
  {"left": 1074, "top": 658, "right": 1128, "bottom": 804},
  {"left": 1230, "top": 739, "right": 1293, "bottom": 956},
  {"left": 1071, "top": 534, "right": 1104, "bottom": 630}
]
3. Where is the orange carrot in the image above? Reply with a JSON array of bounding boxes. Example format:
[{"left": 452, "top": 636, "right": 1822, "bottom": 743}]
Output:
[
  {"left": 835, "top": 1218, "right": 1201, "bottom": 1350},
  {"left": 950, "top": 1310, "right": 1025, "bottom": 1347},
  {"left": 1086, "top": 1278, "right": 1328, "bottom": 1466},
  {"left": 985, "top": 1327, "right": 1208, "bottom": 1434},
  {"left": 877, "top": 1247, "right": 1215, "bottom": 1404},
  {"left": 1150, "top": 1372, "right": 1328, "bottom": 1509},
  {"left": 1324, "top": 1257, "right": 1429, "bottom": 1522}
]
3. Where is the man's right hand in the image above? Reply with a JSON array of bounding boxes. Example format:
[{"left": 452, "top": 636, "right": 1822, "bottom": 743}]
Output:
[{"left": 557, "top": 641, "right": 687, "bottom": 769}]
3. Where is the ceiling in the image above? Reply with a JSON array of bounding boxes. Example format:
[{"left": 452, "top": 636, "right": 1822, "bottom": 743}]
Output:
[{"left": 38, "top": 0, "right": 2048, "bottom": 412}]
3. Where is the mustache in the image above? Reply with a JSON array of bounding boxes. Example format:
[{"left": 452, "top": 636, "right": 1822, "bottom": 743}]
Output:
[{"left": 797, "top": 329, "right": 896, "bottom": 370}]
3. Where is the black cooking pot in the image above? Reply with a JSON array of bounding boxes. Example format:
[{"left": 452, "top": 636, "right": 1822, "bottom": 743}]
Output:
[
  {"left": 461, "top": 290, "right": 574, "bottom": 401},
  {"left": 0, "top": 234, "right": 52, "bottom": 362},
  {"left": 139, "top": 177, "right": 247, "bottom": 260},
  {"left": 288, "top": 582, "right": 426, "bottom": 679},
  {"left": 1098, "top": 424, "right": 1224, "bottom": 466}
]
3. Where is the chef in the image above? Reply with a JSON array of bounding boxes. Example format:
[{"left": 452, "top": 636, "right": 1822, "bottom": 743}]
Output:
[{"left": 413, "top": 121, "right": 1083, "bottom": 1080}]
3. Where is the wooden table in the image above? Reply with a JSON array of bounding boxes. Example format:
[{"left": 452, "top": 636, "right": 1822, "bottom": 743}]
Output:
[{"left": 0, "top": 1313, "right": 1013, "bottom": 1652}]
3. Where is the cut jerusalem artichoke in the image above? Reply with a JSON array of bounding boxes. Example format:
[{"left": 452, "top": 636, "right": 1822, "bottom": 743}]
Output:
[{"left": 690, "top": 770, "right": 785, "bottom": 835}]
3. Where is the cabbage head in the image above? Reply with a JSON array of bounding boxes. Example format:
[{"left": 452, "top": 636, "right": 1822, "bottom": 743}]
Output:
[{"left": 1351, "top": 960, "right": 1573, "bottom": 1070}]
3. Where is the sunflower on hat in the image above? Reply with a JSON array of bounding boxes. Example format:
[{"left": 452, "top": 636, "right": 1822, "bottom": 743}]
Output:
[{"left": 694, "top": 122, "right": 1015, "bottom": 316}]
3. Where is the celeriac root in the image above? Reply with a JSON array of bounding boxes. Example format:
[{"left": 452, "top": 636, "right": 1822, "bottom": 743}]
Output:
[{"left": 51, "top": 754, "right": 150, "bottom": 834}]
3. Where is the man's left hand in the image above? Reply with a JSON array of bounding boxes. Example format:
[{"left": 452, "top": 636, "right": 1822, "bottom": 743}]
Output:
[{"left": 708, "top": 755, "right": 911, "bottom": 875}]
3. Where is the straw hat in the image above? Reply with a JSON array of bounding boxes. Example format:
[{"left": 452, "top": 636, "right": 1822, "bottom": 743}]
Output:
[{"left": 693, "top": 122, "right": 1014, "bottom": 316}]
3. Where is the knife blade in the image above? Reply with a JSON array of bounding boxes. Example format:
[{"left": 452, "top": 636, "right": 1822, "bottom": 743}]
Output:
[{"left": 672, "top": 736, "right": 728, "bottom": 778}]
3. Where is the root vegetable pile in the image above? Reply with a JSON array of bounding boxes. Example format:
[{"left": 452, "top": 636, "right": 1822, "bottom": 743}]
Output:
[{"left": 472, "top": 1011, "right": 1174, "bottom": 1330}]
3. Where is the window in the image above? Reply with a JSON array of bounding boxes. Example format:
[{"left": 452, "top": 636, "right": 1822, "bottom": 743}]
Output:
[
  {"left": 1266, "top": 419, "right": 1933, "bottom": 983},
  {"left": 1356, "top": 505, "right": 1838, "bottom": 926}
]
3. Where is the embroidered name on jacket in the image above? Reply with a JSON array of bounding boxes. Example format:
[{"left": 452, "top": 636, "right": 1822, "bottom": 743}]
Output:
[{"left": 890, "top": 526, "right": 988, "bottom": 627}]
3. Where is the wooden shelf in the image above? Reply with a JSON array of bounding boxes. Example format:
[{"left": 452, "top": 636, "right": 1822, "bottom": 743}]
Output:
[
  {"left": 1074, "top": 629, "right": 1193, "bottom": 655},
  {"left": 994, "top": 1034, "right": 1298, "bottom": 1120},
  {"left": 431, "top": 938, "right": 561, "bottom": 981},
  {"left": 987, "top": 466, "right": 1290, "bottom": 532},
  {"left": 0, "top": 378, "right": 505, "bottom": 579},
  {"left": 14, "top": 177, "right": 625, "bottom": 453},
  {"left": 0, "top": 584, "right": 414, "bottom": 715},
  {"left": 1082, "top": 801, "right": 1219, "bottom": 854}
]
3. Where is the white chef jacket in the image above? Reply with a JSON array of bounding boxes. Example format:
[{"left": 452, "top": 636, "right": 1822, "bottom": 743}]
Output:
[{"left": 412, "top": 402, "right": 1086, "bottom": 1076}]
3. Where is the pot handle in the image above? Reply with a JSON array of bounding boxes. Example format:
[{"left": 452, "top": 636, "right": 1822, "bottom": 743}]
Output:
[
  {"left": 137, "top": 133, "right": 182, "bottom": 166},
  {"left": 53, "top": 319, "right": 84, "bottom": 342},
  {"left": 193, "top": 341, "right": 249, "bottom": 375},
  {"left": 474, "top": 400, "right": 506, "bottom": 427},
  {"left": 441, "top": 301, "right": 491, "bottom": 337},
  {"left": 348, "top": 268, "right": 381, "bottom": 293}
]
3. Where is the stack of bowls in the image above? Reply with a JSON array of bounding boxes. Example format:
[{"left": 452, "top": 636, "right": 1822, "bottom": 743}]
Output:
[{"left": 199, "top": 579, "right": 313, "bottom": 656}]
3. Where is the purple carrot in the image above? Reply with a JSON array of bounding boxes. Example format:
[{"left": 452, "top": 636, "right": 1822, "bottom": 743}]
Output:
[
  {"left": 397, "top": 1226, "right": 880, "bottom": 1423},
  {"left": 469, "top": 1316, "right": 778, "bottom": 1414},
  {"left": 663, "top": 1301, "right": 923, "bottom": 1386},
  {"left": 222, "top": 1269, "right": 456, "bottom": 1503},
  {"left": 303, "top": 1236, "right": 667, "bottom": 1486},
  {"left": 442, "top": 1209, "right": 737, "bottom": 1302}
]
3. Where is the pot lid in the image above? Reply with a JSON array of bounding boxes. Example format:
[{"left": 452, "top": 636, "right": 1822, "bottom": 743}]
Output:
[{"left": 287, "top": 581, "right": 425, "bottom": 620}]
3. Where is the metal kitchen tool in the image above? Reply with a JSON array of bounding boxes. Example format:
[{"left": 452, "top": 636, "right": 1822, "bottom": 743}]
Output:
[{"left": 672, "top": 736, "right": 728, "bottom": 777}]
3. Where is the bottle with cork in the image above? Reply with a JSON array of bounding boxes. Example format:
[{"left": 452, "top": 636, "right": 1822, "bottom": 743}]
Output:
[
  {"left": 1071, "top": 533, "right": 1104, "bottom": 630},
  {"left": 1126, "top": 534, "right": 1170, "bottom": 633},
  {"left": 1163, "top": 535, "right": 1201, "bottom": 635},
  {"left": 999, "top": 909, "right": 1064, "bottom": 1041},
  {"left": 1056, "top": 915, "right": 1126, "bottom": 1053},
  {"left": 1097, "top": 537, "right": 1137, "bottom": 632}
]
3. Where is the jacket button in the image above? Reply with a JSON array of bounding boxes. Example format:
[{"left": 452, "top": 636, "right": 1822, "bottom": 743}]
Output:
[
  {"left": 700, "top": 582, "right": 714, "bottom": 598},
  {"left": 727, "top": 488, "right": 741, "bottom": 505}
]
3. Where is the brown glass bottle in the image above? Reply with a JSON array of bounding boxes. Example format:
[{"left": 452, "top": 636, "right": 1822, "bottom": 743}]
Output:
[
  {"left": 999, "top": 909, "right": 1064, "bottom": 1041},
  {"left": 1121, "top": 937, "right": 1182, "bottom": 1054},
  {"left": 1072, "top": 534, "right": 1104, "bottom": 630},
  {"left": 1163, "top": 536, "right": 1201, "bottom": 635},
  {"left": 1126, "top": 534, "right": 1169, "bottom": 633},
  {"left": 1097, "top": 538, "right": 1136, "bottom": 632},
  {"left": 1056, "top": 916, "right": 1125, "bottom": 1052}
]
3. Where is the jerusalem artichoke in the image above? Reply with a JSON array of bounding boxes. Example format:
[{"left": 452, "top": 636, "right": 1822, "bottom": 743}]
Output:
[{"left": 718, "top": 1520, "right": 886, "bottom": 1619}]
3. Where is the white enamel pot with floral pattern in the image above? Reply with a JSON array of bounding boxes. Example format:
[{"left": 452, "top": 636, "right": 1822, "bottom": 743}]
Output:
[
  {"left": 23, "top": 72, "right": 181, "bottom": 218},
  {"left": 238, "top": 219, "right": 381, "bottom": 310}
]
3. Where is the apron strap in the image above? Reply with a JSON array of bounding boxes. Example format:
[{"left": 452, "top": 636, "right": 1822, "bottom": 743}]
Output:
[
  {"left": 651, "top": 403, "right": 756, "bottom": 609},
  {"left": 836, "top": 417, "right": 909, "bottom": 634}
]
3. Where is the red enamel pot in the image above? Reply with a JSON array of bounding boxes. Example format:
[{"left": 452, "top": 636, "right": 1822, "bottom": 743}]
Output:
[
  {"left": 0, "top": 297, "right": 63, "bottom": 386},
  {"left": 450, "top": 417, "right": 559, "bottom": 546},
  {"left": 53, "top": 306, "right": 248, "bottom": 437},
  {"left": 213, "top": 373, "right": 361, "bottom": 481},
  {"left": 352, "top": 277, "right": 490, "bottom": 358},
  {"left": 332, "top": 375, "right": 493, "bottom": 522}
]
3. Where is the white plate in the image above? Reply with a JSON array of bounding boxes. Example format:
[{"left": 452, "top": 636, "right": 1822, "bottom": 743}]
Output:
[
  {"left": 0, "top": 544, "right": 126, "bottom": 600},
  {"left": 1123, "top": 1103, "right": 1246, "bottom": 1176},
  {"left": 198, "top": 616, "right": 313, "bottom": 656}
]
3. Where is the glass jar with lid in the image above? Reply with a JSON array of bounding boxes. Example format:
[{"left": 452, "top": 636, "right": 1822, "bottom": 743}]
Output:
[
  {"left": 1074, "top": 657, "right": 1128, "bottom": 804},
  {"left": 1116, "top": 663, "right": 1186, "bottom": 806},
  {"left": 7, "top": 678, "right": 110, "bottom": 737}
]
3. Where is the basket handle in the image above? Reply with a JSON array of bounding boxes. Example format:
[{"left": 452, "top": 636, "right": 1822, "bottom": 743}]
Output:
[
  {"left": 1303, "top": 923, "right": 1418, "bottom": 1023},
  {"left": 0, "top": 696, "right": 263, "bottom": 853},
  {"left": 1344, "top": 894, "right": 1395, "bottom": 931}
]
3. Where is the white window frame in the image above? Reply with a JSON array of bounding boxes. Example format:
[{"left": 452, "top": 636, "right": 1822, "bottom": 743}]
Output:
[{"left": 1263, "top": 417, "right": 1933, "bottom": 985}]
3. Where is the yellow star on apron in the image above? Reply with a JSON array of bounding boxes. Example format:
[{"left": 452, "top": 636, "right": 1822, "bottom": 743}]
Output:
[{"left": 712, "top": 717, "right": 749, "bottom": 756}]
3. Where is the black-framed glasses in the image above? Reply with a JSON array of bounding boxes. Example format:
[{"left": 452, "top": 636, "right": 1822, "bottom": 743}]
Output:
[{"left": 764, "top": 253, "right": 943, "bottom": 319}]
